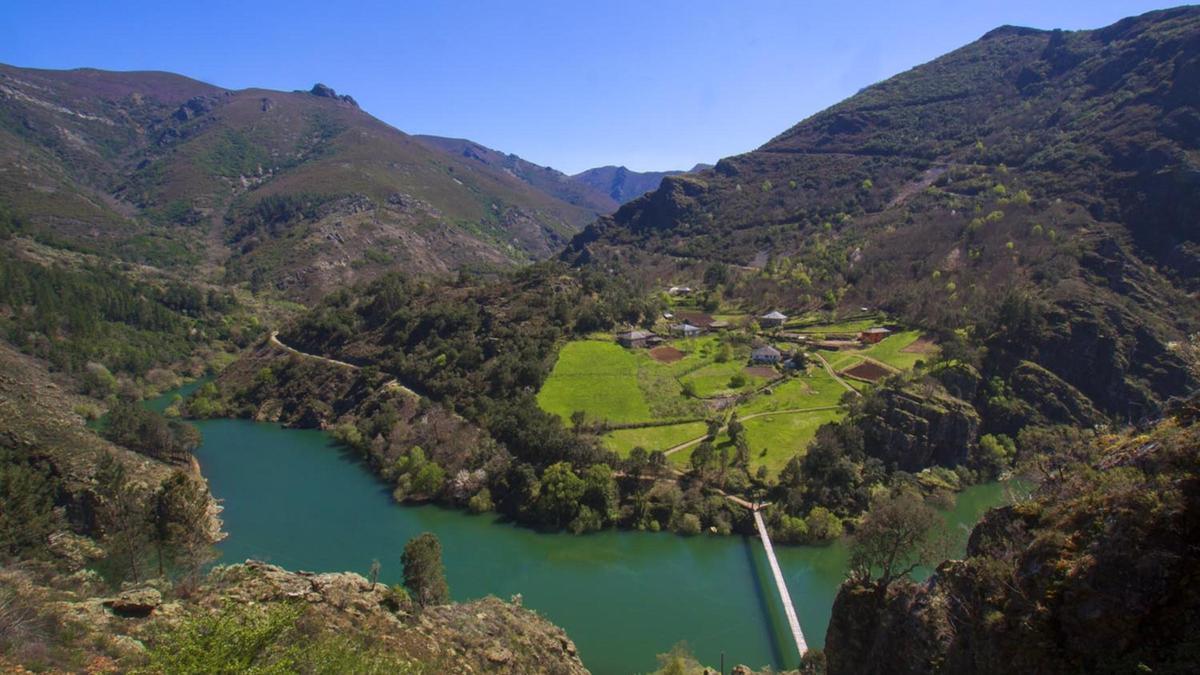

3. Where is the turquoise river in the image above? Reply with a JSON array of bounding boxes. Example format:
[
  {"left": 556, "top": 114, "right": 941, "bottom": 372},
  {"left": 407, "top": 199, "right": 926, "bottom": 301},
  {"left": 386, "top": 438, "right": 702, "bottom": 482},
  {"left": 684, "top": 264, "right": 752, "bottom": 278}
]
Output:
[{"left": 150, "top": 383, "right": 1017, "bottom": 674}]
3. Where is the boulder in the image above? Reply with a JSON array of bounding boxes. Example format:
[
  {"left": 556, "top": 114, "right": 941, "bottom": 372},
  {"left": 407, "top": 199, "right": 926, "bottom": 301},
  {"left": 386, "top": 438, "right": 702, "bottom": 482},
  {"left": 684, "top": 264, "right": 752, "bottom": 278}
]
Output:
[{"left": 104, "top": 587, "right": 162, "bottom": 617}]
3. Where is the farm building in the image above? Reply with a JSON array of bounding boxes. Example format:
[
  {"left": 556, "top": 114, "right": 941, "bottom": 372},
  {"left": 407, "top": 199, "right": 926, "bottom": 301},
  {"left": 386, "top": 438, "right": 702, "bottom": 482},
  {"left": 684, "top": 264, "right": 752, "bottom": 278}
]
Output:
[
  {"left": 668, "top": 286, "right": 693, "bottom": 296},
  {"left": 760, "top": 310, "right": 787, "bottom": 328},
  {"left": 671, "top": 322, "right": 703, "bottom": 338},
  {"left": 751, "top": 345, "right": 782, "bottom": 364},
  {"left": 616, "top": 330, "right": 656, "bottom": 348},
  {"left": 859, "top": 327, "right": 892, "bottom": 344}
]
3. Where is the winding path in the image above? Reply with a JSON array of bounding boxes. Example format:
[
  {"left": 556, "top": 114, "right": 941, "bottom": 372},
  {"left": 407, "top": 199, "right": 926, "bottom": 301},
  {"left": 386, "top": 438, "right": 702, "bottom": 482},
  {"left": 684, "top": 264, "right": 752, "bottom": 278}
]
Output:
[
  {"left": 268, "top": 331, "right": 416, "bottom": 397},
  {"left": 813, "top": 352, "right": 862, "bottom": 397}
]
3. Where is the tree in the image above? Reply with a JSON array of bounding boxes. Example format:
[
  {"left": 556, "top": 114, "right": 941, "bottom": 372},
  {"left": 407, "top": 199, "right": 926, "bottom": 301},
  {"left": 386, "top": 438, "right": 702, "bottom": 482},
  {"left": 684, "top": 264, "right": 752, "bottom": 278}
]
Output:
[
  {"left": 581, "top": 464, "right": 619, "bottom": 524},
  {"left": 537, "top": 462, "right": 585, "bottom": 528},
  {"left": 410, "top": 462, "right": 446, "bottom": 498},
  {"left": 0, "top": 447, "right": 59, "bottom": 557},
  {"left": 150, "top": 471, "right": 213, "bottom": 579},
  {"left": 715, "top": 343, "right": 733, "bottom": 363},
  {"left": 848, "top": 492, "right": 944, "bottom": 600},
  {"left": 401, "top": 532, "right": 450, "bottom": 607},
  {"left": 95, "top": 453, "right": 151, "bottom": 583},
  {"left": 626, "top": 446, "right": 649, "bottom": 476}
]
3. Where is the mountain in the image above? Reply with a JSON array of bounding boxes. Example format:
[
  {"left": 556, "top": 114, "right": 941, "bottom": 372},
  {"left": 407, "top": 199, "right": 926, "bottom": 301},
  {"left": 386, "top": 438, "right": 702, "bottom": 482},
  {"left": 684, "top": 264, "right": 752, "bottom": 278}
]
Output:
[
  {"left": 0, "top": 66, "right": 599, "bottom": 299},
  {"left": 415, "top": 134, "right": 622, "bottom": 215},
  {"left": 571, "top": 164, "right": 709, "bottom": 204},
  {"left": 567, "top": 6, "right": 1200, "bottom": 420},
  {"left": 415, "top": 135, "right": 708, "bottom": 211}
]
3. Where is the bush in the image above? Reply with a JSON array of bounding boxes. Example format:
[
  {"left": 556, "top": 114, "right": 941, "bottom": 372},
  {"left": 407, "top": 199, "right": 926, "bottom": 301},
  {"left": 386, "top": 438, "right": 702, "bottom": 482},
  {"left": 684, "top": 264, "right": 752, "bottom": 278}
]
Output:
[
  {"left": 137, "top": 601, "right": 417, "bottom": 674},
  {"left": 468, "top": 488, "right": 494, "bottom": 514},
  {"left": 677, "top": 513, "right": 703, "bottom": 535},
  {"left": 805, "top": 506, "right": 843, "bottom": 541}
]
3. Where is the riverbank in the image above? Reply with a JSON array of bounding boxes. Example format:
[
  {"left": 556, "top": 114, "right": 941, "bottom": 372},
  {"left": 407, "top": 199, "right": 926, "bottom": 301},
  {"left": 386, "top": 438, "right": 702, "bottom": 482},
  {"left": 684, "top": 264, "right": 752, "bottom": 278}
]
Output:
[{"left": 178, "top": 400, "right": 1022, "bottom": 673}]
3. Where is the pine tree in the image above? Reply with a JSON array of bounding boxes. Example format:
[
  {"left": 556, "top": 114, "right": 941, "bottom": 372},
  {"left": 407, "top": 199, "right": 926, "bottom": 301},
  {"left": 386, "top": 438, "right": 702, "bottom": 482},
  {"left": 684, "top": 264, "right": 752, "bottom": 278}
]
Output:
[{"left": 401, "top": 532, "right": 449, "bottom": 607}]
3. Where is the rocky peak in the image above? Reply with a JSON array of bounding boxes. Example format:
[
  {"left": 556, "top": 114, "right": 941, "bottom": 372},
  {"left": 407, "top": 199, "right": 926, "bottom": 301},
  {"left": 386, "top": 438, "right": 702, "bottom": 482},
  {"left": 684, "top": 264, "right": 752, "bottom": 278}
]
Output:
[{"left": 308, "top": 82, "right": 358, "bottom": 107}]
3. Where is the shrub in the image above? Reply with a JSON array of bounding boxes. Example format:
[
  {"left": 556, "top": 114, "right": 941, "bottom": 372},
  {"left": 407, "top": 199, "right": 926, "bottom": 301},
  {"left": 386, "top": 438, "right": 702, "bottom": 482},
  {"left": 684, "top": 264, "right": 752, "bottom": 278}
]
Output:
[
  {"left": 805, "top": 506, "right": 843, "bottom": 541},
  {"left": 677, "top": 513, "right": 703, "bottom": 535},
  {"left": 468, "top": 488, "right": 494, "bottom": 514}
]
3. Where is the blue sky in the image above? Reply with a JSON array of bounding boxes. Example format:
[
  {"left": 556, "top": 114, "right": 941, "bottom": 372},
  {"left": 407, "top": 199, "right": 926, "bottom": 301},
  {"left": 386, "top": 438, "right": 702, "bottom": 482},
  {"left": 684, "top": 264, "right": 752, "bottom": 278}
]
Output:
[{"left": 1, "top": 1, "right": 1176, "bottom": 173}]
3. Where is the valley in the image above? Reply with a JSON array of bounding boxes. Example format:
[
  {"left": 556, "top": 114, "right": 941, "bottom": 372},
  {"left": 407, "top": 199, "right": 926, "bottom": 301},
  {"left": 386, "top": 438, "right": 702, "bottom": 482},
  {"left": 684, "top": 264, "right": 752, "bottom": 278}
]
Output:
[{"left": 1, "top": 4, "right": 1198, "bottom": 674}]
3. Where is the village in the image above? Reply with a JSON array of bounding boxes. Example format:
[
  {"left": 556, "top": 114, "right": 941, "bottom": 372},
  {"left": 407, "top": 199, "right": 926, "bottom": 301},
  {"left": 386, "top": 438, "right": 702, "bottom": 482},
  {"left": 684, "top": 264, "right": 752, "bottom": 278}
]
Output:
[{"left": 536, "top": 285, "right": 938, "bottom": 477}]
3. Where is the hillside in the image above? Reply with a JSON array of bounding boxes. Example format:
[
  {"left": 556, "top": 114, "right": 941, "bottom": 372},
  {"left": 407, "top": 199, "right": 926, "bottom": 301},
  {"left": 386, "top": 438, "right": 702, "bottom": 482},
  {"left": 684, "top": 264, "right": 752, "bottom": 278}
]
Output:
[
  {"left": 571, "top": 164, "right": 705, "bottom": 205},
  {"left": 567, "top": 6, "right": 1200, "bottom": 421},
  {"left": 415, "top": 134, "right": 622, "bottom": 215},
  {"left": 0, "top": 66, "right": 599, "bottom": 299},
  {"left": 824, "top": 399, "right": 1200, "bottom": 674}
]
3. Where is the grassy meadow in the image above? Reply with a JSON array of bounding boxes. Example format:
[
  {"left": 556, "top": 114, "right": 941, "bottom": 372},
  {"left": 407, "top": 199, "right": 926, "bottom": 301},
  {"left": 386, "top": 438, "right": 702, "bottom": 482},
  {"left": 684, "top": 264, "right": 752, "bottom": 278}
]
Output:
[{"left": 536, "top": 316, "right": 931, "bottom": 476}]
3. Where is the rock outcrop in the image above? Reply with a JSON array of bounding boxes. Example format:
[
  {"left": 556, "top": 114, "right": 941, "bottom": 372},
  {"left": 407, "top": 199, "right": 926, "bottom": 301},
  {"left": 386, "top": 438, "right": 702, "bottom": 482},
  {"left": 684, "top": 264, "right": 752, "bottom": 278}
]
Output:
[
  {"left": 859, "top": 385, "right": 981, "bottom": 471},
  {"left": 200, "top": 562, "right": 588, "bottom": 674},
  {"left": 825, "top": 409, "right": 1200, "bottom": 674}
]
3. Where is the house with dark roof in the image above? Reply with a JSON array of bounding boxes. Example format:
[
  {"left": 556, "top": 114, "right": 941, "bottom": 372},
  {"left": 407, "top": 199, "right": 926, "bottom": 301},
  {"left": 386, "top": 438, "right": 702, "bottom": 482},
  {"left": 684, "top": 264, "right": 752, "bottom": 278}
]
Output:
[
  {"left": 616, "top": 329, "right": 656, "bottom": 348},
  {"left": 760, "top": 310, "right": 787, "bottom": 328},
  {"left": 751, "top": 345, "right": 782, "bottom": 364}
]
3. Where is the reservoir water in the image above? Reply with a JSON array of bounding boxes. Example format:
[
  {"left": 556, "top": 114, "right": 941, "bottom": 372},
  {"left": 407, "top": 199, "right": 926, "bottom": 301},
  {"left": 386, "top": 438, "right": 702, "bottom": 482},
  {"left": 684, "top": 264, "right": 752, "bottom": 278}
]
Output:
[{"left": 156, "top": 387, "right": 1017, "bottom": 673}]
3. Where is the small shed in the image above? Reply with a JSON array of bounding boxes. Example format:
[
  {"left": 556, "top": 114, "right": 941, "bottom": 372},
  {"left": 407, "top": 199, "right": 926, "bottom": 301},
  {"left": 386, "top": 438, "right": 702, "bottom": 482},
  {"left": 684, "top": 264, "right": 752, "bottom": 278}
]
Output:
[
  {"left": 617, "top": 329, "right": 655, "bottom": 348},
  {"left": 671, "top": 322, "right": 703, "bottom": 338},
  {"left": 859, "top": 327, "right": 892, "bottom": 344},
  {"left": 760, "top": 310, "right": 788, "bottom": 328},
  {"left": 751, "top": 345, "right": 782, "bottom": 364},
  {"left": 668, "top": 286, "right": 693, "bottom": 296}
]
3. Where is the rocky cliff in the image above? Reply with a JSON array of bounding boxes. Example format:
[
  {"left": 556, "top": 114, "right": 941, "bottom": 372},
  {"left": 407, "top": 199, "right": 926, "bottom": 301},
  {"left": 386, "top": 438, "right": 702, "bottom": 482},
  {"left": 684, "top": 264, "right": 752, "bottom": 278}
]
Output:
[
  {"left": 0, "top": 560, "right": 587, "bottom": 673},
  {"left": 824, "top": 403, "right": 1200, "bottom": 674},
  {"left": 857, "top": 384, "right": 981, "bottom": 471}
]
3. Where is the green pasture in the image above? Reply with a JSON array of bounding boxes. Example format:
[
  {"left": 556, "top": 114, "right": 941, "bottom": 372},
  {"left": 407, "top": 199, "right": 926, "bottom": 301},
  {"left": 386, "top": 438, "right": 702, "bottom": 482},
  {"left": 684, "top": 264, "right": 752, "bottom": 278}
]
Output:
[
  {"left": 743, "top": 408, "right": 844, "bottom": 475},
  {"left": 536, "top": 340, "right": 651, "bottom": 424},
  {"left": 602, "top": 422, "right": 709, "bottom": 457}
]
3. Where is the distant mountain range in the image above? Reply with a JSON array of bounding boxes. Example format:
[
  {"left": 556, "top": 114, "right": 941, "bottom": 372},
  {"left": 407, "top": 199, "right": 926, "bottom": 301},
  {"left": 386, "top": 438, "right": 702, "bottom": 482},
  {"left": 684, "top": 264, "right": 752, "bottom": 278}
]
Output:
[
  {"left": 0, "top": 67, "right": 616, "bottom": 298},
  {"left": 571, "top": 163, "right": 711, "bottom": 205},
  {"left": 416, "top": 134, "right": 701, "bottom": 211}
]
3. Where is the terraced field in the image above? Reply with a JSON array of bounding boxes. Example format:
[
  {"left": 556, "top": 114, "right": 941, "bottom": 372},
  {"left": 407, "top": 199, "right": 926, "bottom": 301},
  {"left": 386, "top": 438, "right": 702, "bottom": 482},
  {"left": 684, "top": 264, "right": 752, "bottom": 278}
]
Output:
[{"left": 538, "top": 322, "right": 927, "bottom": 476}]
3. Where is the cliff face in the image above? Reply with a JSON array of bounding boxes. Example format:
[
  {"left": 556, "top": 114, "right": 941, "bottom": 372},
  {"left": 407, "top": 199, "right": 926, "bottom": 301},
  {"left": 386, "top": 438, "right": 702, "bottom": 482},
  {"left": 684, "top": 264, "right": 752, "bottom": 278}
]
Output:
[
  {"left": 825, "top": 405, "right": 1200, "bottom": 674},
  {"left": 858, "top": 384, "right": 981, "bottom": 471}
]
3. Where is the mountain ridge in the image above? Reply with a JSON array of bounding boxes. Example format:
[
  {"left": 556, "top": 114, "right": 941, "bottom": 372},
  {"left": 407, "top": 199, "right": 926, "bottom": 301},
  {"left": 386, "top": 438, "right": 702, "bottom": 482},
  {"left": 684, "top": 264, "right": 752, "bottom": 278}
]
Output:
[
  {"left": 567, "top": 5, "right": 1200, "bottom": 421},
  {"left": 0, "top": 64, "right": 601, "bottom": 299}
]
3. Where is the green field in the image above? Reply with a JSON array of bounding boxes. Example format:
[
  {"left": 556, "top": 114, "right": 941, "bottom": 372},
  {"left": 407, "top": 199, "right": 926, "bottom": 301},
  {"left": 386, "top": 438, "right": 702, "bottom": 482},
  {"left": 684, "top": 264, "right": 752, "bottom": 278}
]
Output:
[
  {"left": 743, "top": 408, "right": 844, "bottom": 474},
  {"left": 861, "top": 330, "right": 930, "bottom": 369},
  {"left": 826, "top": 352, "right": 865, "bottom": 371},
  {"left": 602, "top": 422, "right": 708, "bottom": 456},
  {"left": 786, "top": 315, "right": 882, "bottom": 334},
  {"left": 537, "top": 329, "right": 918, "bottom": 477},
  {"left": 536, "top": 340, "right": 652, "bottom": 424},
  {"left": 736, "top": 368, "right": 847, "bottom": 415},
  {"left": 680, "top": 361, "right": 772, "bottom": 398}
]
